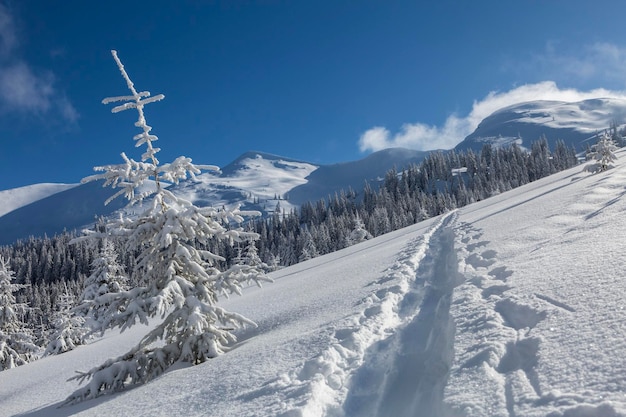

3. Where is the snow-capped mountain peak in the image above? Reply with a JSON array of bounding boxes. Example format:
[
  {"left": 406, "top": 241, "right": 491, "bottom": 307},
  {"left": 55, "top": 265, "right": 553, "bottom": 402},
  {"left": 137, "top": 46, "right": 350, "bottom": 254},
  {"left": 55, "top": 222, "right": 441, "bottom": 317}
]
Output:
[
  {"left": 0, "top": 149, "right": 429, "bottom": 245},
  {"left": 173, "top": 151, "right": 319, "bottom": 213},
  {"left": 457, "top": 97, "right": 626, "bottom": 152}
]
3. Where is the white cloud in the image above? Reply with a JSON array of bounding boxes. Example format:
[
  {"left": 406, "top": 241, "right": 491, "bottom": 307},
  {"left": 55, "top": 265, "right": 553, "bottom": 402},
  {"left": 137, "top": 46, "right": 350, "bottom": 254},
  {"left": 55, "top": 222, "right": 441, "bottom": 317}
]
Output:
[
  {"left": 0, "top": 3, "right": 77, "bottom": 122},
  {"left": 504, "top": 42, "right": 626, "bottom": 89},
  {"left": 0, "top": 3, "right": 16, "bottom": 57},
  {"left": 359, "top": 81, "right": 626, "bottom": 153},
  {"left": 0, "top": 62, "right": 53, "bottom": 112}
]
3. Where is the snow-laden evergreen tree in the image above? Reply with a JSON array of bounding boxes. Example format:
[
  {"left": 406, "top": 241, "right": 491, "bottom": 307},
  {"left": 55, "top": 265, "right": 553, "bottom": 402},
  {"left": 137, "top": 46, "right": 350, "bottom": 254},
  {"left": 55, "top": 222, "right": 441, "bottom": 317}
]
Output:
[
  {"left": 0, "top": 256, "right": 38, "bottom": 370},
  {"left": 75, "top": 235, "right": 128, "bottom": 331},
  {"left": 298, "top": 228, "right": 319, "bottom": 262},
  {"left": 345, "top": 213, "right": 373, "bottom": 246},
  {"left": 585, "top": 131, "right": 618, "bottom": 173},
  {"left": 225, "top": 241, "right": 269, "bottom": 290},
  {"left": 44, "top": 285, "right": 86, "bottom": 356},
  {"left": 267, "top": 252, "right": 282, "bottom": 271},
  {"left": 65, "top": 50, "right": 269, "bottom": 404},
  {"left": 241, "top": 239, "right": 269, "bottom": 272}
]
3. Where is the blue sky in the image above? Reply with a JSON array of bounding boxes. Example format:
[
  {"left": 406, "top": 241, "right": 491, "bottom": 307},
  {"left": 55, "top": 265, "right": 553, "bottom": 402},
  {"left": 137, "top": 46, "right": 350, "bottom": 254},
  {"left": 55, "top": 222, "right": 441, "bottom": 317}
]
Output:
[{"left": 2, "top": 1, "right": 626, "bottom": 190}]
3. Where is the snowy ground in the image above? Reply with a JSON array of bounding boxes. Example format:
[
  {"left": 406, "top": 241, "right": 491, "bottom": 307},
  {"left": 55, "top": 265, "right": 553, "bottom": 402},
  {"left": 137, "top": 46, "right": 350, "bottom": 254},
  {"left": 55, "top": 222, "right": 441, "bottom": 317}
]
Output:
[{"left": 3, "top": 151, "right": 626, "bottom": 417}]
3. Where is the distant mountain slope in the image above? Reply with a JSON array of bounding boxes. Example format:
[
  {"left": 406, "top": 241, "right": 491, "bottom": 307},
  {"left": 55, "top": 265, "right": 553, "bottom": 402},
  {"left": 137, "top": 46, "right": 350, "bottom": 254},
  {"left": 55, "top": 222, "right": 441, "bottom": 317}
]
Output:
[
  {"left": 0, "top": 183, "right": 79, "bottom": 217},
  {"left": 173, "top": 151, "right": 319, "bottom": 214},
  {"left": 12, "top": 93, "right": 624, "bottom": 246},
  {"left": 288, "top": 147, "right": 430, "bottom": 205},
  {"left": 456, "top": 98, "right": 626, "bottom": 152},
  {"left": 0, "top": 181, "right": 126, "bottom": 245},
  {"left": 0, "top": 148, "right": 428, "bottom": 245}
]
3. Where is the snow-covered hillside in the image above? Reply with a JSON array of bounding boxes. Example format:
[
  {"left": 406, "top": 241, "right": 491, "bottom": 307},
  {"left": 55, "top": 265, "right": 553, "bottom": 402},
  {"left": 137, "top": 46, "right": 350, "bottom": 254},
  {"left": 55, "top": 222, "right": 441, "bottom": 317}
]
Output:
[
  {"left": 3, "top": 152, "right": 626, "bottom": 416},
  {"left": 0, "top": 148, "right": 428, "bottom": 245},
  {"left": 0, "top": 181, "right": 127, "bottom": 246},
  {"left": 0, "top": 183, "right": 78, "bottom": 217},
  {"left": 457, "top": 98, "right": 626, "bottom": 152},
  {"left": 175, "top": 151, "right": 319, "bottom": 214}
]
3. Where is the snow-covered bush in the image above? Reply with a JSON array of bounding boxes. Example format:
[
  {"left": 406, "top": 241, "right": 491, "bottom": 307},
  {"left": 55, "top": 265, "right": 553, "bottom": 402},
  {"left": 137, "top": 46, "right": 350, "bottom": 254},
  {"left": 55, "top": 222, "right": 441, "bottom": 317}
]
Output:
[
  {"left": 65, "top": 50, "right": 269, "bottom": 404},
  {"left": 585, "top": 132, "right": 618, "bottom": 173},
  {"left": 0, "top": 256, "right": 38, "bottom": 370}
]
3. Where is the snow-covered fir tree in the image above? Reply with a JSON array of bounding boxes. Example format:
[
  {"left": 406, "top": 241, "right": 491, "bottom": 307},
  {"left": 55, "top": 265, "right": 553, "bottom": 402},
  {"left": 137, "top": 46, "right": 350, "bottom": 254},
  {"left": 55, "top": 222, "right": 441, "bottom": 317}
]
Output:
[
  {"left": 585, "top": 131, "right": 618, "bottom": 173},
  {"left": 267, "top": 253, "right": 282, "bottom": 271},
  {"left": 44, "top": 285, "right": 86, "bottom": 356},
  {"left": 65, "top": 50, "right": 269, "bottom": 404},
  {"left": 75, "top": 234, "right": 128, "bottom": 331},
  {"left": 240, "top": 239, "right": 269, "bottom": 272},
  {"left": 0, "top": 256, "right": 38, "bottom": 370},
  {"left": 345, "top": 213, "right": 373, "bottom": 246},
  {"left": 298, "top": 228, "right": 319, "bottom": 262}
]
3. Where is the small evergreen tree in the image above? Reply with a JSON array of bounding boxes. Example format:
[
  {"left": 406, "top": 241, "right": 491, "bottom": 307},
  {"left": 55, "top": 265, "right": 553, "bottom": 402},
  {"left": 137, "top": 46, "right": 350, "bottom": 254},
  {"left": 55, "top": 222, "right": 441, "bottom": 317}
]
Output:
[
  {"left": 345, "top": 213, "right": 373, "bottom": 246},
  {"left": 298, "top": 228, "right": 319, "bottom": 262},
  {"left": 240, "top": 240, "right": 269, "bottom": 272},
  {"left": 75, "top": 235, "right": 128, "bottom": 331},
  {"left": 0, "top": 256, "right": 38, "bottom": 370},
  {"left": 44, "top": 285, "right": 86, "bottom": 355},
  {"left": 65, "top": 51, "right": 269, "bottom": 404},
  {"left": 585, "top": 132, "right": 618, "bottom": 173}
]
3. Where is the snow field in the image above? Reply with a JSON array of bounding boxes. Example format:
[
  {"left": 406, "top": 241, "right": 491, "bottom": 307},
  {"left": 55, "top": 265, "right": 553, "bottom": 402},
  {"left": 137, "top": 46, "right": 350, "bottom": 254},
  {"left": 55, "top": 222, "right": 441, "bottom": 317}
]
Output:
[
  {"left": 4, "top": 150, "right": 626, "bottom": 417},
  {"left": 446, "top": 222, "right": 541, "bottom": 416},
  {"left": 269, "top": 211, "right": 458, "bottom": 416},
  {"left": 446, "top": 150, "right": 626, "bottom": 416}
]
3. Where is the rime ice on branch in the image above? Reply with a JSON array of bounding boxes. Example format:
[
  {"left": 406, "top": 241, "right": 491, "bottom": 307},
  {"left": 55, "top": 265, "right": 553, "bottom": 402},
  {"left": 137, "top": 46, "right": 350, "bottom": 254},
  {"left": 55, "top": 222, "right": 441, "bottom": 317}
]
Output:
[{"left": 65, "top": 50, "right": 269, "bottom": 404}]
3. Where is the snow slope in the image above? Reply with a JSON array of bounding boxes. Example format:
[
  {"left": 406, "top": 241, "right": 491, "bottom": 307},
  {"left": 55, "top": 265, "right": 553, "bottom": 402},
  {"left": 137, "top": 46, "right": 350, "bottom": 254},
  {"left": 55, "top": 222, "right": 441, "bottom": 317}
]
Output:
[
  {"left": 0, "top": 181, "right": 126, "bottom": 246},
  {"left": 457, "top": 98, "right": 626, "bottom": 153},
  {"left": 175, "top": 151, "right": 319, "bottom": 214},
  {"left": 0, "top": 183, "right": 78, "bottom": 217},
  {"left": 3, "top": 151, "right": 626, "bottom": 416}
]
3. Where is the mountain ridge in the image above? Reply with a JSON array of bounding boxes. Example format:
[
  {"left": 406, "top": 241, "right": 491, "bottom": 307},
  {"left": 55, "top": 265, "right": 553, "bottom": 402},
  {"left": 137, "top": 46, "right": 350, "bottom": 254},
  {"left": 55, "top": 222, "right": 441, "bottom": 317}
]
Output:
[
  {"left": 3, "top": 96, "right": 626, "bottom": 245},
  {"left": 456, "top": 97, "right": 626, "bottom": 152},
  {"left": 0, "top": 148, "right": 429, "bottom": 245}
]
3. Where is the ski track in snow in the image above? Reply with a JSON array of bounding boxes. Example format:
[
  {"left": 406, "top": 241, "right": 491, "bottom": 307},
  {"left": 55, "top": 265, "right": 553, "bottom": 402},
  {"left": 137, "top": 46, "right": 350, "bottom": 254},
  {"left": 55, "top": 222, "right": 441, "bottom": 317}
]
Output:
[
  {"left": 244, "top": 211, "right": 461, "bottom": 416},
  {"left": 446, "top": 222, "right": 545, "bottom": 417},
  {"left": 446, "top": 216, "right": 626, "bottom": 417}
]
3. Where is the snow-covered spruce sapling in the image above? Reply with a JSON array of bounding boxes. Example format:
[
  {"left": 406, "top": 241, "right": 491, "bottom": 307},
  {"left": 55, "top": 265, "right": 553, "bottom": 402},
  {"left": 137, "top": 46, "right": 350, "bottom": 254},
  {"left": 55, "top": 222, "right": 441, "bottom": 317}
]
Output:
[
  {"left": 74, "top": 228, "right": 128, "bottom": 336},
  {"left": 0, "top": 256, "right": 38, "bottom": 371},
  {"left": 64, "top": 50, "right": 269, "bottom": 404},
  {"left": 585, "top": 131, "right": 618, "bottom": 173},
  {"left": 44, "top": 284, "right": 87, "bottom": 356},
  {"left": 345, "top": 213, "right": 372, "bottom": 246}
]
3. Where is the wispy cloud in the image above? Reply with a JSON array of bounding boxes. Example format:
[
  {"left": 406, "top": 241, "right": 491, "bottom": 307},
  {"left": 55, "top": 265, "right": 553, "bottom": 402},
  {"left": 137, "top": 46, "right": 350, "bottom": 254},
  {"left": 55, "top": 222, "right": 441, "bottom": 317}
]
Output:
[
  {"left": 360, "top": 41, "right": 626, "bottom": 153},
  {"left": 524, "top": 42, "right": 626, "bottom": 87},
  {"left": 0, "top": 3, "right": 16, "bottom": 57},
  {"left": 358, "top": 81, "right": 626, "bottom": 153},
  {"left": 0, "top": 3, "right": 77, "bottom": 122}
]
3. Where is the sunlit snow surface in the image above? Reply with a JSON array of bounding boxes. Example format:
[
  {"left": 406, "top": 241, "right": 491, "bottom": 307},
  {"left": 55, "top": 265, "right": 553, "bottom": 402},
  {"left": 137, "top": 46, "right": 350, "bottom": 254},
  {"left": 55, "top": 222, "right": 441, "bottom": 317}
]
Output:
[
  {"left": 175, "top": 153, "right": 318, "bottom": 213},
  {"left": 3, "top": 151, "right": 626, "bottom": 416},
  {"left": 0, "top": 183, "right": 78, "bottom": 217},
  {"left": 459, "top": 98, "right": 626, "bottom": 152}
]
